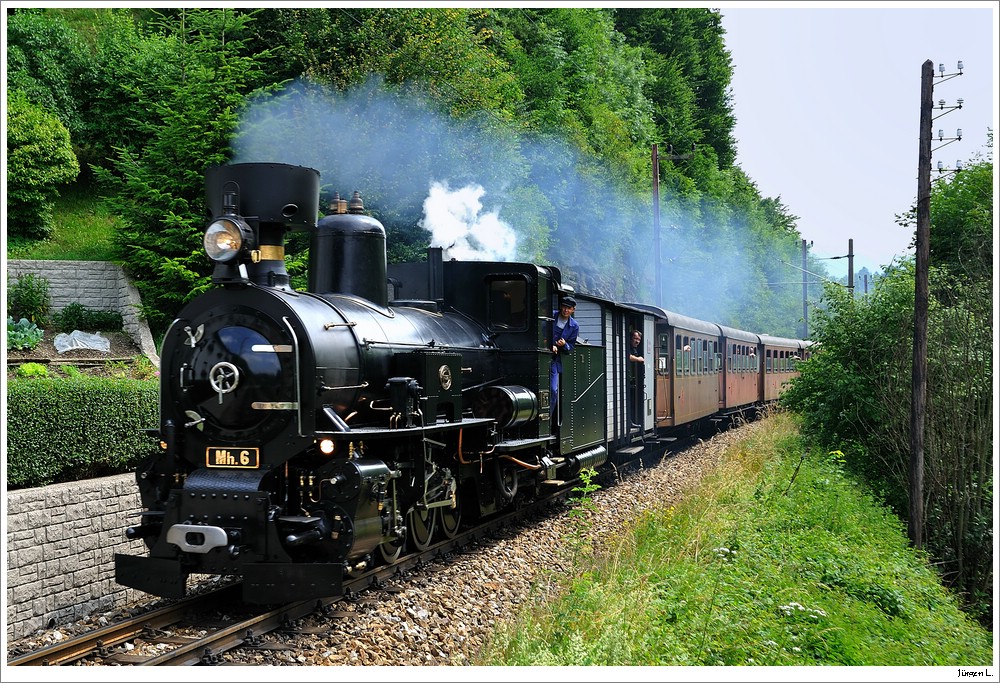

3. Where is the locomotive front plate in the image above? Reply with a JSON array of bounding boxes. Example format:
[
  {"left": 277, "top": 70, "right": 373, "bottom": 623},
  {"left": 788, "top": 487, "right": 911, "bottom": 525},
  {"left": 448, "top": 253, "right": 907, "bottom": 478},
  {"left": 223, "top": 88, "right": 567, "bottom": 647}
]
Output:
[{"left": 205, "top": 447, "right": 260, "bottom": 469}]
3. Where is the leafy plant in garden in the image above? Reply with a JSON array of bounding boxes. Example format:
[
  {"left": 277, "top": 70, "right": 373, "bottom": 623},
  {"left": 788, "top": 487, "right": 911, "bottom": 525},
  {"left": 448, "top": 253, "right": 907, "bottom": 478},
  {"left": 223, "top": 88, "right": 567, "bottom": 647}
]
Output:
[
  {"left": 52, "top": 302, "right": 124, "bottom": 332},
  {"left": 6, "top": 273, "right": 51, "bottom": 326},
  {"left": 15, "top": 362, "right": 50, "bottom": 379},
  {"left": 7, "top": 317, "right": 44, "bottom": 351}
]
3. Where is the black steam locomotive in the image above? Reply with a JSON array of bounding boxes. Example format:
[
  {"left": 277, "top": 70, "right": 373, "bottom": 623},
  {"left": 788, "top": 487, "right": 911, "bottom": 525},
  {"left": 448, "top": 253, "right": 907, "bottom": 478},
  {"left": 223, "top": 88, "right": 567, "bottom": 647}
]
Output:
[{"left": 115, "top": 162, "right": 807, "bottom": 603}]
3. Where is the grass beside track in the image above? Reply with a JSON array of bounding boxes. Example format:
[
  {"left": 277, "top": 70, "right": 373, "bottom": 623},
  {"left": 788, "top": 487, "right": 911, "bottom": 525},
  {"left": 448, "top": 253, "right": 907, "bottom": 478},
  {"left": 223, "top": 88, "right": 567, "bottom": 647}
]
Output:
[{"left": 478, "top": 413, "right": 992, "bottom": 668}]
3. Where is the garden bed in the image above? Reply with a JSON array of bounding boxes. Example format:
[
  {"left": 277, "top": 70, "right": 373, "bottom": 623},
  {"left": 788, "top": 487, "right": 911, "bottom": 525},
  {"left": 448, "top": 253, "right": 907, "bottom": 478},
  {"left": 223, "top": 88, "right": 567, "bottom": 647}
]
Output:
[{"left": 7, "top": 330, "right": 156, "bottom": 380}]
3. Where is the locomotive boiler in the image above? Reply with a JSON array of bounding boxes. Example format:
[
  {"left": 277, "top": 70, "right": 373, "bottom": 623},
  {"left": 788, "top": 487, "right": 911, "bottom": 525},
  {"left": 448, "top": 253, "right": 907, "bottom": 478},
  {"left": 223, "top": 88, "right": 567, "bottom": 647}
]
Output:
[{"left": 115, "top": 163, "right": 595, "bottom": 603}]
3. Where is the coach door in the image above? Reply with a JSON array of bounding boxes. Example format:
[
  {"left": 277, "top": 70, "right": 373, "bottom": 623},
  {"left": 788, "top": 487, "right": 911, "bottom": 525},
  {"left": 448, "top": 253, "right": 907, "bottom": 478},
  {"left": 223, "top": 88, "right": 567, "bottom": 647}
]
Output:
[{"left": 653, "top": 322, "right": 674, "bottom": 427}]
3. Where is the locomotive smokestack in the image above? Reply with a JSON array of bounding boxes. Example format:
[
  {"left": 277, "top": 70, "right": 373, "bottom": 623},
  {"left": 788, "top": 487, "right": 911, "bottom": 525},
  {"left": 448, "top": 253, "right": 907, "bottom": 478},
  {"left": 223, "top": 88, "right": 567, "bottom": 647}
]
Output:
[
  {"left": 309, "top": 190, "right": 389, "bottom": 307},
  {"left": 205, "top": 163, "right": 320, "bottom": 288}
]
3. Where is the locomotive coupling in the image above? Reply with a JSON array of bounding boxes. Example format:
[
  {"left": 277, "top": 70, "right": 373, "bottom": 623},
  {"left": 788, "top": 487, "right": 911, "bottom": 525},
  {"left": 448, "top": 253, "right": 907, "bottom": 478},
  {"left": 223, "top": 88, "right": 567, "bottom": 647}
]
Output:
[{"left": 166, "top": 524, "right": 229, "bottom": 554}]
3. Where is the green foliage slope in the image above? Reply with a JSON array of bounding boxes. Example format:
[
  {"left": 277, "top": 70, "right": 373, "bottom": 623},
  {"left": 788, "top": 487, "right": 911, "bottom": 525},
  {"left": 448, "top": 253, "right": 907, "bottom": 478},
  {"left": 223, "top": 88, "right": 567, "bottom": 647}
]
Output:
[
  {"left": 781, "top": 144, "right": 994, "bottom": 625},
  {"left": 480, "top": 416, "right": 992, "bottom": 666}
]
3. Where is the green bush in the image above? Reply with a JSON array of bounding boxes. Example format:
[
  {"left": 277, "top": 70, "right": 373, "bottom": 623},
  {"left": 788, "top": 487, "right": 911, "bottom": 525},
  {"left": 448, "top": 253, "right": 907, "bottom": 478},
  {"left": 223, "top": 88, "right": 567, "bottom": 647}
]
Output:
[
  {"left": 6, "top": 89, "right": 80, "bottom": 239},
  {"left": 6, "top": 10, "right": 88, "bottom": 142},
  {"left": 6, "top": 377, "right": 159, "bottom": 488},
  {"left": 7, "top": 317, "right": 44, "bottom": 351},
  {"left": 7, "top": 272, "right": 51, "bottom": 325},
  {"left": 52, "top": 302, "right": 124, "bottom": 332}
]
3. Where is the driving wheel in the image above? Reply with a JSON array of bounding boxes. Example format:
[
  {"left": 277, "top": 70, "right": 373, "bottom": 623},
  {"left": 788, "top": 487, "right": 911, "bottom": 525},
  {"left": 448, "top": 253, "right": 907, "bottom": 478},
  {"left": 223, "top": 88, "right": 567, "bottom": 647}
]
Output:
[
  {"left": 408, "top": 507, "right": 437, "bottom": 551},
  {"left": 440, "top": 492, "right": 462, "bottom": 539}
]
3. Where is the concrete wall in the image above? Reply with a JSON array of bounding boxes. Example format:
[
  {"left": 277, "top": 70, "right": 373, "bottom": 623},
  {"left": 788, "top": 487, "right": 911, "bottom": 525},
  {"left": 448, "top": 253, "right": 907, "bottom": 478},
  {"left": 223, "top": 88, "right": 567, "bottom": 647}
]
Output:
[
  {"left": 5, "top": 474, "right": 147, "bottom": 641},
  {"left": 7, "top": 260, "right": 159, "bottom": 367}
]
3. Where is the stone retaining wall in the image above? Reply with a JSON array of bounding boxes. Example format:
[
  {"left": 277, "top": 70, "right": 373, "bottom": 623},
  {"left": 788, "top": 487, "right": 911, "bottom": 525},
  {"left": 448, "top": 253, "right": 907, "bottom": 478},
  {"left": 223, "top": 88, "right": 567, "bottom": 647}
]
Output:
[
  {"left": 5, "top": 474, "right": 147, "bottom": 641},
  {"left": 6, "top": 260, "right": 164, "bottom": 642},
  {"left": 7, "top": 260, "right": 159, "bottom": 366}
]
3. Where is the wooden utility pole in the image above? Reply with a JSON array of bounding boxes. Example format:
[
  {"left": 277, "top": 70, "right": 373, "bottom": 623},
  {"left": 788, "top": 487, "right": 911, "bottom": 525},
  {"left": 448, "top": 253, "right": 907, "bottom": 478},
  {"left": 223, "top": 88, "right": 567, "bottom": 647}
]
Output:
[
  {"left": 910, "top": 59, "right": 933, "bottom": 548},
  {"left": 652, "top": 144, "right": 661, "bottom": 307},
  {"left": 651, "top": 144, "right": 695, "bottom": 308},
  {"left": 801, "top": 239, "right": 809, "bottom": 338},
  {"left": 847, "top": 238, "right": 855, "bottom": 297}
]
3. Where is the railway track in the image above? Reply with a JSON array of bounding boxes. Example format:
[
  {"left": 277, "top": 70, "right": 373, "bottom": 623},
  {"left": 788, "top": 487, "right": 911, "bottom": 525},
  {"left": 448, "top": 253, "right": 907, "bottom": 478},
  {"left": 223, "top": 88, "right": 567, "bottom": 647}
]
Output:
[{"left": 7, "top": 483, "right": 593, "bottom": 666}]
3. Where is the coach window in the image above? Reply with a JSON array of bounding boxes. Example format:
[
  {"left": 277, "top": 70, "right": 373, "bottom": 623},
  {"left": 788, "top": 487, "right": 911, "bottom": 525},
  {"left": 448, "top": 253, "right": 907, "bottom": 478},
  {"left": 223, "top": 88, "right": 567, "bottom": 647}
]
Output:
[
  {"left": 487, "top": 277, "right": 528, "bottom": 332},
  {"left": 658, "top": 333, "right": 669, "bottom": 373},
  {"left": 765, "top": 349, "right": 772, "bottom": 373}
]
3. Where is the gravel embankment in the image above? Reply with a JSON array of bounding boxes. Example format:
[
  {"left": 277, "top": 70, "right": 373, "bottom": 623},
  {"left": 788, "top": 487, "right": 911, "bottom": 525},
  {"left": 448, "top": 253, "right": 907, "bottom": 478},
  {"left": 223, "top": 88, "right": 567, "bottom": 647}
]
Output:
[{"left": 8, "top": 421, "right": 760, "bottom": 666}]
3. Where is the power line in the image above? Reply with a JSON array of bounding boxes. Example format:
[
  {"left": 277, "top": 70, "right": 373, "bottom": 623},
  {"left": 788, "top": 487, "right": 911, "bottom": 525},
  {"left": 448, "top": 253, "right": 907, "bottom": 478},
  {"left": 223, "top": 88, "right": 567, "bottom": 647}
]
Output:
[{"left": 777, "top": 259, "right": 844, "bottom": 287}]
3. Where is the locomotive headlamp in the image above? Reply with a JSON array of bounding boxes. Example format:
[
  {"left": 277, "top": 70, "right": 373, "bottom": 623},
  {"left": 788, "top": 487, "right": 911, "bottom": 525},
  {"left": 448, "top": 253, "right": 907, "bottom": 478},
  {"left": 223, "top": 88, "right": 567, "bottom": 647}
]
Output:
[
  {"left": 204, "top": 217, "right": 254, "bottom": 263},
  {"left": 318, "top": 438, "right": 336, "bottom": 456}
]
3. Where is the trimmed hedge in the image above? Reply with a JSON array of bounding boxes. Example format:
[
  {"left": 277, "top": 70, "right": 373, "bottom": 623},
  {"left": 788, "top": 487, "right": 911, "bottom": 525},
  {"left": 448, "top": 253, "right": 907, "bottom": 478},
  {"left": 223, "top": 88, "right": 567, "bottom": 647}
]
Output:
[{"left": 6, "top": 376, "right": 159, "bottom": 488}]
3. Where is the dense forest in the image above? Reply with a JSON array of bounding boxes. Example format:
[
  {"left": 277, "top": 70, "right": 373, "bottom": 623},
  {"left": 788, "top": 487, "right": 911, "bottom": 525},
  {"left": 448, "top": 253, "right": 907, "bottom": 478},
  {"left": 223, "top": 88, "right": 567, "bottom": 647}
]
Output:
[
  {"left": 8, "top": 6, "right": 816, "bottom": 338},
  {"left": 7, "top": 6, "right": 993, "bottom": 626}
]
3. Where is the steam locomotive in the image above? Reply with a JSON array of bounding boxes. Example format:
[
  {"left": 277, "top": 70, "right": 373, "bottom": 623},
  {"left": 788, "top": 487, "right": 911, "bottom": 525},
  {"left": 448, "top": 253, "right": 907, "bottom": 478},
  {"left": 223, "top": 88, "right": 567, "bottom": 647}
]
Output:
[{"left": 115, "top": 162, "right": 809, "bottom": 603}]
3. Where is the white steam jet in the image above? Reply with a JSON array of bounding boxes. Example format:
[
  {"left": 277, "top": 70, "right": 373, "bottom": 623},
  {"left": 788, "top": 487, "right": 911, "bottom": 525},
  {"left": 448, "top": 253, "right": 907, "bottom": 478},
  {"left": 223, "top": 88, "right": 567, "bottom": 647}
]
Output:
[{"left": 419, "top": 181, "right": 516, "bottom": 262}]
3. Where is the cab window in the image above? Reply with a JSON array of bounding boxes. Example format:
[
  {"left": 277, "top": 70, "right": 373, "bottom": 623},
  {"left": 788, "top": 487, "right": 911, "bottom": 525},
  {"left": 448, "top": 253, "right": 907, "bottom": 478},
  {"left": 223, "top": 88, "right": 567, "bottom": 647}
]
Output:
[{"left": 487, "top": 277, "right": 528, "bottom": 332}]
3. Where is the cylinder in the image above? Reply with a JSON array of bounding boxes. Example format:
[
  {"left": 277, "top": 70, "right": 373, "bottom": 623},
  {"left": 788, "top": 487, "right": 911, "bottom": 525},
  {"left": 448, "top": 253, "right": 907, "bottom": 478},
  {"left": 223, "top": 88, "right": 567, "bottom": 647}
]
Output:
[
  {"left": 570, "top": 446, "right": 608, "bottom": 474},
  {"left": 472, "top": 385, "right": 538, "bottom": 428}
]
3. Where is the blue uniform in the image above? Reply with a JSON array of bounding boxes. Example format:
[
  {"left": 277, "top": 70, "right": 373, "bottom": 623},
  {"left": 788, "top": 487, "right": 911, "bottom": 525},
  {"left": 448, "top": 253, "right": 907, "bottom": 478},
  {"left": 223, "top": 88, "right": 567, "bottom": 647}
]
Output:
[{"left": 550, "top": 311, "right": 580, "bottom": 424}]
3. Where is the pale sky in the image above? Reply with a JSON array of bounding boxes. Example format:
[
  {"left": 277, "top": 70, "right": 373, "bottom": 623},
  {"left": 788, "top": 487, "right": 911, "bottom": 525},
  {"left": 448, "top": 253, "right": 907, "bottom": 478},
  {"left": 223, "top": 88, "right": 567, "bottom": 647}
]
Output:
[{"left": 720, "top": 2, "right": 997, "bottom": 279}]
